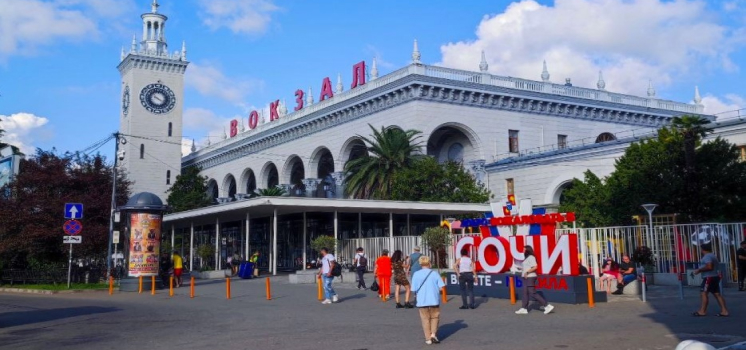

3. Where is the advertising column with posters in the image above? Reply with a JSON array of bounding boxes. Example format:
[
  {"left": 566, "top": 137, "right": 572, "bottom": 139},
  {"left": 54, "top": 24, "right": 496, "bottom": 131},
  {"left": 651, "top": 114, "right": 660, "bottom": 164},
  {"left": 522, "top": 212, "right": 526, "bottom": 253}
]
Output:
[{"left": 128, "top": 213, "right": 162, "bottom": 277}]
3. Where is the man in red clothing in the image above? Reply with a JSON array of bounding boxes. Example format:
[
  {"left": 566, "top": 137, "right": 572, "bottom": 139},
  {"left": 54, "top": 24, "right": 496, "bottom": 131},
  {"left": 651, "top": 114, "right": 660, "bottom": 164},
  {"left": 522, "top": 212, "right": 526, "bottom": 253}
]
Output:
[{"left": 374, "top": 249, "right": 392, "bottom": 300}]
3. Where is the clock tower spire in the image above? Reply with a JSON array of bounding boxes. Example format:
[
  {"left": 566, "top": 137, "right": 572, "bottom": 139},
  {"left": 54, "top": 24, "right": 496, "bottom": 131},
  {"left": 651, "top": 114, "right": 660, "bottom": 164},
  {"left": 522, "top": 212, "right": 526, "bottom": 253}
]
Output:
[{"left": 117, "top": 1, "right": 188, "bottom": 202}]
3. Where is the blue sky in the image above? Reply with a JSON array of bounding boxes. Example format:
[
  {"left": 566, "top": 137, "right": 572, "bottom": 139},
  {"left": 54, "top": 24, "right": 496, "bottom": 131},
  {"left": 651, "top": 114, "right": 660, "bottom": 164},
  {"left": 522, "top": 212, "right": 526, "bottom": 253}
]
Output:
[{"left": 1, "top": 0, "right": 744, "bottom": 157}]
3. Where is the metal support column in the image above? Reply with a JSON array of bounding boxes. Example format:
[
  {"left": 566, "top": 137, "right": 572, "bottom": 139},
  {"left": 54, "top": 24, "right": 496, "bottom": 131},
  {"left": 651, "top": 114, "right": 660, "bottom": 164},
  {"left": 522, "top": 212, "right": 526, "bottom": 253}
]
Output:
[
  {"left": 273, "top": 209, "right": 278, "bottom": 276},
  {"left": 406, "top": 214, "right": 411, "bottom": 236},
  {"left": 245, "top": 212, "right": 250, "bottom": 260},
  {"left": 171, "top": 225, "right": 175, "bottom": 253},
  {"left": 334, "top": 211, "right": 338, "bottom": 253},
  {"left": 215, "top": 218, "right": 220, "bottom": 271},
  {"left": 303, "top": 212, "right": 307, "bottom": 271},
  {"left": 189, "top": 222, "right": 194, "bottom": 272},
  {"left": 389, "top": 212, "right": 394, "bottom": 253},
  {"left": 358, "top": 212, "right": 362, "bottom": 238}
]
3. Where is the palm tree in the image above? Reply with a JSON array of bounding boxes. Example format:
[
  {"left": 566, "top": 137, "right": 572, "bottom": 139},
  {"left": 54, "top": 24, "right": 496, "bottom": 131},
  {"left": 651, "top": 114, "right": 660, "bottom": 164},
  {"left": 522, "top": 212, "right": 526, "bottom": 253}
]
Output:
[
  {"left": 670, "top": 115, "right": 711, "bottom": 220},
  {"left": 252, "top": 186, "right": 287, "bottom": 197},
  {"left": 344, "top": 124, "right": 423, "bottom": 199}
]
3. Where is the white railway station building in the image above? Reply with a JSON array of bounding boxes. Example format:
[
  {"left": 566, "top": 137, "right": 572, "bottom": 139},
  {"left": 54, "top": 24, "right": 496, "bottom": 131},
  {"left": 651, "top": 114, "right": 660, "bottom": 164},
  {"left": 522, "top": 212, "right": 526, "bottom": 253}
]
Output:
[{"left": 119, "top": 2, "right": 745, "bottom": 274}]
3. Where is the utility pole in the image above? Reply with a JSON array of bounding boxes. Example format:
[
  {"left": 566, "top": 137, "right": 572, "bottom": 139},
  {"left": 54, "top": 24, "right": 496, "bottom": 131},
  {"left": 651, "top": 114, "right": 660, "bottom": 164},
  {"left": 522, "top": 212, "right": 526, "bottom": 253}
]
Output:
[{"left": 107, "top": 132, "right": 124, "bottom": 279}]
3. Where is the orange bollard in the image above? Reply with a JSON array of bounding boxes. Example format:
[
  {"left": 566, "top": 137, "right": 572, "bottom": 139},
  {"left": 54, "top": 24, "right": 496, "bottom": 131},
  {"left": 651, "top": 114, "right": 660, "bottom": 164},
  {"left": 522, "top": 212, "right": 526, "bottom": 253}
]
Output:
[
  {"left": 266, "top": 277, "right": 272, "bottom": 300},
  {"left": 441, "top": 277, "right": 447, "bottom": 303},
  {"left": 108, "top": 276, "right": 113, "bottom": 295},
  {"left": 317, "top": 276, "right": 323, "bottom": 301},
  {"left": 151, "top": 276, "right": 156, "bottom": 295},
  {"left": 190, "top": 277, "right": 195, "bottom": 299},
  {"left": 226, "top": 277, "right": 231, "bottom": 300},
  {"left": 138, "top": 276, "right": 143, "bottom": 294},
  {"left": 587, "top": 277, "right": 595, "bottom": 308},
  {"left": 509, "top": 276, "right": 516, "bottom": 305},
  {"left": 169, "top": 276, "right": 174, "bottom": 297}
]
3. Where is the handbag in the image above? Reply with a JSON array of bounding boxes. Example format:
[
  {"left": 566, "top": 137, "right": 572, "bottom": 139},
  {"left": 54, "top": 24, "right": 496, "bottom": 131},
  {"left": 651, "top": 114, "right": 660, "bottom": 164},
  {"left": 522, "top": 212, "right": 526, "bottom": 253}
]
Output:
[{"left": 370, "top": 280, "right": 380, "bottom": 292}]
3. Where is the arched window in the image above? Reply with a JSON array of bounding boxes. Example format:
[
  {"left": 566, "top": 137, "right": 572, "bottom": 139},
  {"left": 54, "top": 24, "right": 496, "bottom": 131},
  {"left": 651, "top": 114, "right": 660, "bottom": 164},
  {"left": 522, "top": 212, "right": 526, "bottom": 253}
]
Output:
[
  {"left": 447, "top": 143, "right": 464, "bottom": 162},
  {"left": 140, "top": 144, "right": 144, "bottom": 159},
  {"left": 595, "top": 132, "right": 617, "bottom": 143},
  {"left": 166, "top": 170, "right": 171, "bottom": 185},
  {"left": 168, "top": 122, "right": 172, "bottom": 137}
]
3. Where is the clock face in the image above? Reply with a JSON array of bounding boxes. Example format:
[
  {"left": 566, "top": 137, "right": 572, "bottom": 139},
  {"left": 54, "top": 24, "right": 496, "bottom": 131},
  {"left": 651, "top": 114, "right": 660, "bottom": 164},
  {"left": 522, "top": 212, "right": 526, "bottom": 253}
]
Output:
[
  {"left": 122, "top": 85, "right": 130, "bottom": 117},
  {"left": 140, "top": 83, "right": 176, "bottom": 114}
]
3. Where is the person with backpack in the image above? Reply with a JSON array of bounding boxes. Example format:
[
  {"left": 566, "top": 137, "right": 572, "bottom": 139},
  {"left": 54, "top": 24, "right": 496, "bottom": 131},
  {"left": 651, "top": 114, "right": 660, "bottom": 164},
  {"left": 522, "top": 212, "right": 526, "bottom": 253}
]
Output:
[
  {"left": 317, "top": 247, "right": 339, "bottom": 304},
  {"left": 411, "top": 255, "right": 445, "bottom": 345},
  {"left": 353, "top": 247, "right": 367, "bottom": 290}
]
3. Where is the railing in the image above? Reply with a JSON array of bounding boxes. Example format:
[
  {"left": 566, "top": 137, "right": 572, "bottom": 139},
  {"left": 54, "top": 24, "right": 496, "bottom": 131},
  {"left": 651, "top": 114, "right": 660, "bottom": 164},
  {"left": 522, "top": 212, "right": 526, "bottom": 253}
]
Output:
[{"left": 557, "top": 223, "right": 745, "bottom": 284}]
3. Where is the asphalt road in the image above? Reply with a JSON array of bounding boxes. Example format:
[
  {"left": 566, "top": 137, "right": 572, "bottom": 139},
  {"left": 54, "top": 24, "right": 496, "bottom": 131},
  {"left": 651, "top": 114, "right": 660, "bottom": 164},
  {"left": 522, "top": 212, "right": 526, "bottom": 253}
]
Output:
[{"left": 1, "top": 277, "right": 745, "bottom": 350}]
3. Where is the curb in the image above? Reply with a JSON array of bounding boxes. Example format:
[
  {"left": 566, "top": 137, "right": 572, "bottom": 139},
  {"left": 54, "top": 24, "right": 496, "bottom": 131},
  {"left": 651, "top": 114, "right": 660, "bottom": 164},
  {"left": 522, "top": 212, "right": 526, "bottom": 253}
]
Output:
[{"left": 0, "top": 287, "right": 108, "bottom": 295}]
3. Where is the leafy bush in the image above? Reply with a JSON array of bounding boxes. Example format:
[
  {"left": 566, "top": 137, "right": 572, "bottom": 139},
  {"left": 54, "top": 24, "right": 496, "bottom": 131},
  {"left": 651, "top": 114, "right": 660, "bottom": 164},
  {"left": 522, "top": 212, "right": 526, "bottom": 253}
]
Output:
[
  {"left": 311, "top": 235, "right": 338, "bottom": 253},
  {"left": 421, "top": 226, "right": 452, "bottom": 270}
]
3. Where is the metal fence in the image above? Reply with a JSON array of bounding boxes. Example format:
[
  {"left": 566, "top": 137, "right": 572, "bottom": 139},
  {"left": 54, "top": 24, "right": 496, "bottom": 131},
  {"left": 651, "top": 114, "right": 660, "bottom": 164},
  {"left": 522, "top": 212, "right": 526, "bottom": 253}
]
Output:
[
  {"left": 558, "top": 223, "right": 745, "bottom": 283},
  {"left": 341, "top": 223, "right": 745, "bottom": 284}
]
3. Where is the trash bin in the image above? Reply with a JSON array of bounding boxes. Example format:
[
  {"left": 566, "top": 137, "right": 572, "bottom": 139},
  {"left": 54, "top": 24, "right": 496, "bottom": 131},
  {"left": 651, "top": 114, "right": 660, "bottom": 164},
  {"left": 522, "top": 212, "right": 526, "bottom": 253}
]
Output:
[{"left": 238, "top": 262, "right": 253, "bottom": 279}]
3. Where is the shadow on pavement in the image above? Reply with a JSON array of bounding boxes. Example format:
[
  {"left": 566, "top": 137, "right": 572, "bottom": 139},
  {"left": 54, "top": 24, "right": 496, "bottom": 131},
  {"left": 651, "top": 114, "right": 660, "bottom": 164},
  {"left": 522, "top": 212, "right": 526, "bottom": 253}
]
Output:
[
  {"left": 0, "top": 306, "right": 120, "bottom": 328},
  {"left": 439, "top": 319, "right": 468, "bottom": 341}
]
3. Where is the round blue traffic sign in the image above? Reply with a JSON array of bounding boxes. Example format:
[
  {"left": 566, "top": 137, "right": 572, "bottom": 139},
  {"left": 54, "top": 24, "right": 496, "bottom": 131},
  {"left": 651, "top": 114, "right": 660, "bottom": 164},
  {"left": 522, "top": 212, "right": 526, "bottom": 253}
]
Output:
[{"left": 63, "top": 220, "right": 83, "bottom": 235}]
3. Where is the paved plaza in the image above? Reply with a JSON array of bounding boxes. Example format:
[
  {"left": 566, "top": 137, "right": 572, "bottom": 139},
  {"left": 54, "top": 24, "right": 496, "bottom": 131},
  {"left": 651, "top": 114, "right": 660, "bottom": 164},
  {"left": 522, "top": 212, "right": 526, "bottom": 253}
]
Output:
[{"left": 1, "top": 276, "right": 745, "bottom": 350}]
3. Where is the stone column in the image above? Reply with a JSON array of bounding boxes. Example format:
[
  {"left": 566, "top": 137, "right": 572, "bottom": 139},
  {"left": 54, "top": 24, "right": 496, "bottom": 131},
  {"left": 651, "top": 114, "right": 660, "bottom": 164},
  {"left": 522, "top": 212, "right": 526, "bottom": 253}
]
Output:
[
  {"left": 467, "top": 159, "right": 487, "bottom": 184},
  {"left": 302, "top": 178, "right": 320, "bottom": 198},
  {"left": 331, "top": 172, "right": 346, "bottom": 199}
]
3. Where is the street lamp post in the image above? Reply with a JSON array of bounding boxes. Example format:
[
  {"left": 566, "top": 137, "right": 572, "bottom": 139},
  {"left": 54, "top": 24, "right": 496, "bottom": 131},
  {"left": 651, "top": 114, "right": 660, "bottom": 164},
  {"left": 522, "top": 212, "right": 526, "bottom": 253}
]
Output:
[{"left": 107, "top": 133, "right": 124, "bottom": 279}]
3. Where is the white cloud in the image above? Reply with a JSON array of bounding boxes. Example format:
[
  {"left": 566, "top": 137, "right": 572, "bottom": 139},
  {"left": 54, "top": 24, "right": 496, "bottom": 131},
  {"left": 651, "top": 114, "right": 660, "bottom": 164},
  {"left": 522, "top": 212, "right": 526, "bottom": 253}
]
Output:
[
  {"left": 0, "top": 0, "right": 134, "bottom": 60},
  {"left": 197, "top": 0, "right": 280, "bottom": 35},
  {"left": 438, "top": 0, "right": 740, "bottom": 97},
  {"left": 185, "top": 62, "right": 264, "bottom": 105},
  {"left": 702, "top": 94, "right": 745, "bottom": 119},
  {"left": 0, "top": 112, "right": 50, "bottom": 154}
]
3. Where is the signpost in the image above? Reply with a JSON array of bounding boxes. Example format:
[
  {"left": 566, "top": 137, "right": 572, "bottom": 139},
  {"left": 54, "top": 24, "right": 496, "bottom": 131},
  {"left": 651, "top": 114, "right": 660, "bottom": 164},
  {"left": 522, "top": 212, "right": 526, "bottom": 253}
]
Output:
[
  {"left": 63, "top": 236, "right": 82, "bottom": 244},
  {"left": 64, "top": 203, "right": 84, "bottom": 288}
]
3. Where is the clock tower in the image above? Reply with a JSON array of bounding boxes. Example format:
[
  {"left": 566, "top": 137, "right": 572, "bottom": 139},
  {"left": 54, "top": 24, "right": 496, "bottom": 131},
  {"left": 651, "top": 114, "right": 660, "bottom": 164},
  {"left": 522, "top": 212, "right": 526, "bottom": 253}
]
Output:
[{"left": 118, "top": 0, "right": 187, "bottom": 202}]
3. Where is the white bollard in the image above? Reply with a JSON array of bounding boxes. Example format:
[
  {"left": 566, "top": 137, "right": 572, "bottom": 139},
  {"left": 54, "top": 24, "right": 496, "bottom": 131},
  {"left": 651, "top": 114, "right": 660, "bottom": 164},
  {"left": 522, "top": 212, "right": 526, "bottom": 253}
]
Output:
[
  {"left": 641, "top": 271, "right": 647, "bottom": 302},
  {"left": 675, "top": 340, "right": 715, "bottom": 350}
]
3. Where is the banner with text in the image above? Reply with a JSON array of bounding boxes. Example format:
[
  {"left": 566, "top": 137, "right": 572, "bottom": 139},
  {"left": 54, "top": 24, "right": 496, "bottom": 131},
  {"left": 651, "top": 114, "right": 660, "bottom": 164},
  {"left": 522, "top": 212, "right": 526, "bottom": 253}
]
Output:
[{"left": 128, "top": 213, "right": 161, "bottom": 277}]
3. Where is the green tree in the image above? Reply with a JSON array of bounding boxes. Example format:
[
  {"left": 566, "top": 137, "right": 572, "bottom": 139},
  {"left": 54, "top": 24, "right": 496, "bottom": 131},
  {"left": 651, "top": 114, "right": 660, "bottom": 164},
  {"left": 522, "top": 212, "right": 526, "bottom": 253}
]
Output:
[
  {"left": 166, "top": 166, "right": 211, "bottom": 213},
  {"left": 390, "top": 157, "right": 491, "bottom": 203},
  {"left": 559, "top": 129, "right": 746, "bottom": 225},
  {"left": 420, "top": 226, "right": 452, "bottom": 271},
  {"left": 0, "top": 150, "right": 130, "bottom": 266},
  {"left": 670, "top": 115, "right": 712, "bottom": 220},
  {"left": 344, "top": 124, "right": 423, "bottom": 199}
]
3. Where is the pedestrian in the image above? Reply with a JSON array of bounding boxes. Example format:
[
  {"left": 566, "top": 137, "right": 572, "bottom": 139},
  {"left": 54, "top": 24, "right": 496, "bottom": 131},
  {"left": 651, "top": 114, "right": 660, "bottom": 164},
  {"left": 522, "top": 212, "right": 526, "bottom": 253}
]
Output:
[
  {"left": 374, "top": 249, "right": 392, "bottom": 301},
  {"left": 392, "top": 250, "right": 413, "bottom": 308},
  {"left": 454, "top": 248, "right": 477, "bottom": 309},
  {"left": 353, "top": 247, "right": 367, "bottom": 290},
  {"left": 411, "top": 255, "right": 445, "bottom": 345},
  {"left": 317, "top": 247, "right": 339, "bottom": 304},
  {"left": 172, "top": 251, "right": 183, "bottom": 288},
  {"left": 408, "top": 246, "right": 423, "bottom": 301},
  {"left": 692, "top": 244, "right": 729, "bottom": 316},
  {"left": 250, "top": 250, "right": 260, "bottom": 277},
  {"left": 515, "top": 245, "right": 554, "bottom": 315},
  {"left": 737, "top": 240, "right": 746, "bottom": 291},
  {"left": 159, "top": 251, "right": 172, "bottom": 286},
  {"left": 231, "top": 251, "right": 241, "bottom": 276},
  {"left": 611, "top": 255, "right": 637, "bottom": 295}
]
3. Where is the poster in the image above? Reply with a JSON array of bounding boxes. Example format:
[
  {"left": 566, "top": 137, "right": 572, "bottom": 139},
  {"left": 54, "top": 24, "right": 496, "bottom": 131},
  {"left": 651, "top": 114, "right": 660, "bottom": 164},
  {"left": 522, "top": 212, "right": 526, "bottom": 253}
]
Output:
[{"left": 128, "top": 213, "right": 161, "bottom": 277}]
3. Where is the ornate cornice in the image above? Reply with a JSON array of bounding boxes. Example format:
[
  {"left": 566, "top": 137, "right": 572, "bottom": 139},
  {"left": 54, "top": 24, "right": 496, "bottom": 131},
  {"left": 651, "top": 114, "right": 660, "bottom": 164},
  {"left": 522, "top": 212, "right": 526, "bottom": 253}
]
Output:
[
  {"left": 183, "top": 73, "right": 705, "bottom": 171},
  {"left": 118, "top": 53, "right": 188, "bottom": 75}
]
